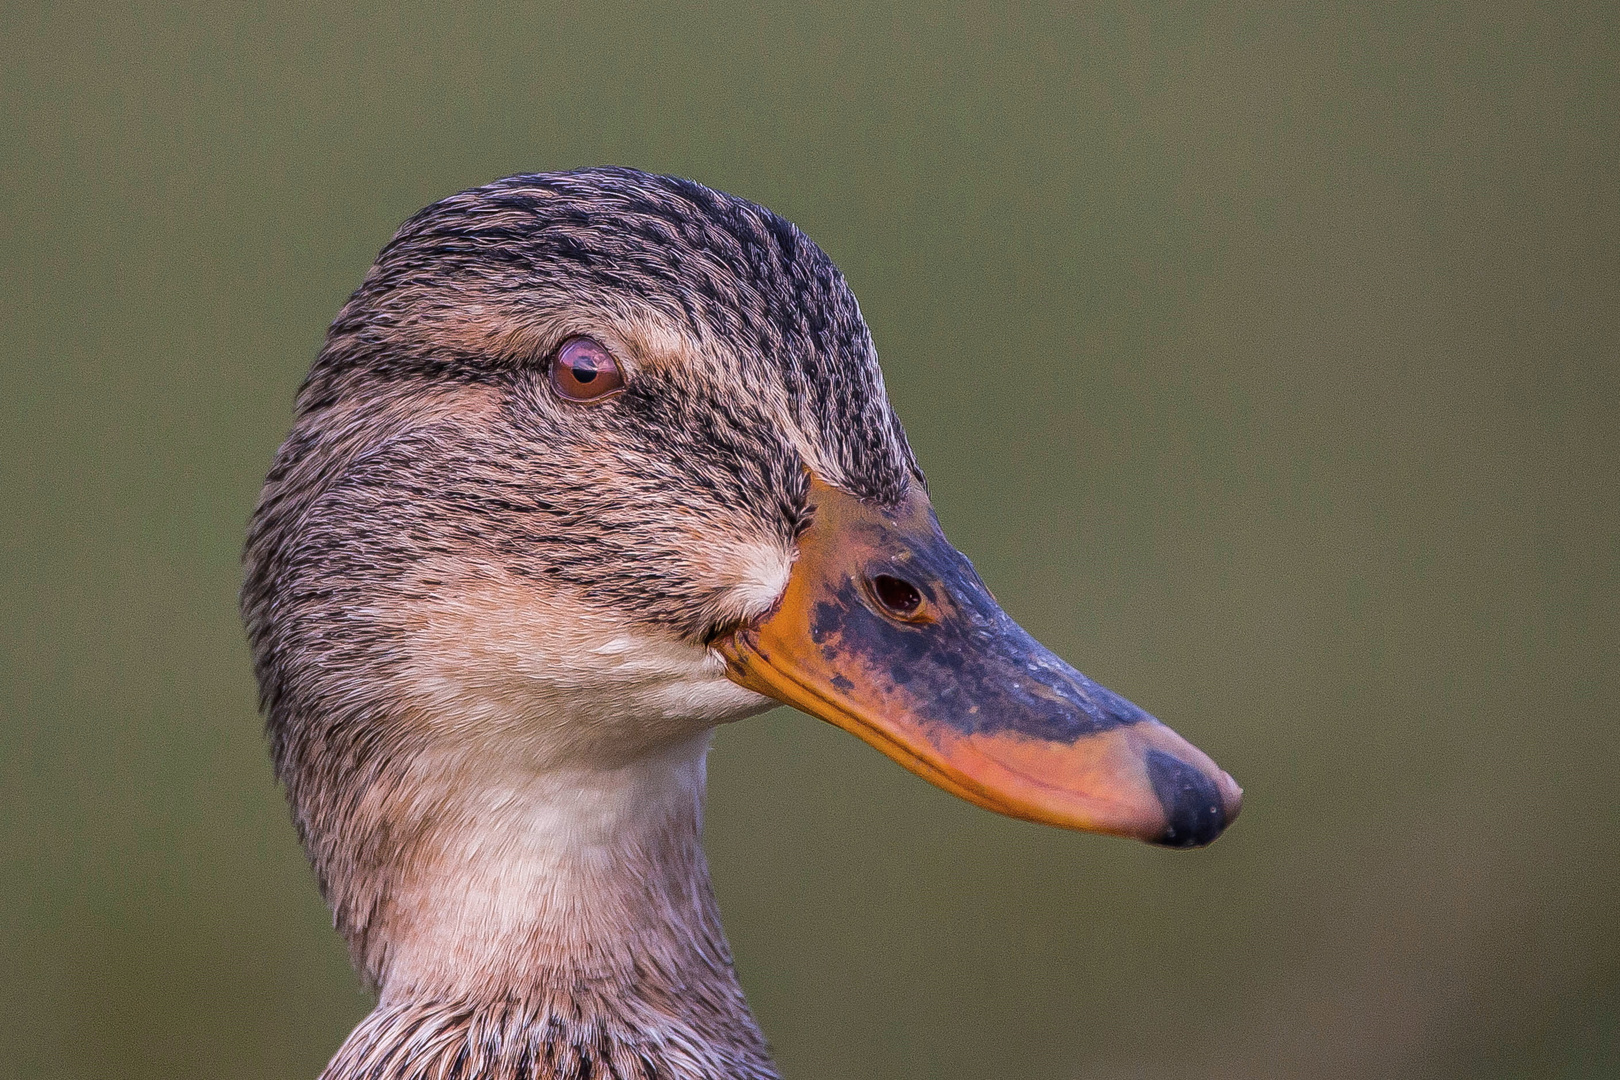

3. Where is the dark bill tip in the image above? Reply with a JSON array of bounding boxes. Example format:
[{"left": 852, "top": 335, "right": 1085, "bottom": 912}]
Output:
[
  {"left": 1145, "top": 748, "right": 1238, "bottom": 848},
  {"left": 719, "top": 476, "right": 1245, "bottom": 847}
]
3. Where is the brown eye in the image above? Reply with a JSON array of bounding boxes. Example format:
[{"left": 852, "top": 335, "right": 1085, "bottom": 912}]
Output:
[{"left": 550, "top": 337, "right": 624, "bottom": 402}]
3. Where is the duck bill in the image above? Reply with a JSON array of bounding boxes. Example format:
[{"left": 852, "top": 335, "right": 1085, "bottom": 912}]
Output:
[{"left": 716, "top": 478, "right": 1241, "bottom": 847}]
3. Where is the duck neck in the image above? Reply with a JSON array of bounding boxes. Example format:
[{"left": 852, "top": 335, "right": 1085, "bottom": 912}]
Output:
[{"left": 321, "top": 730, "right": 779, "bottom": 1080}]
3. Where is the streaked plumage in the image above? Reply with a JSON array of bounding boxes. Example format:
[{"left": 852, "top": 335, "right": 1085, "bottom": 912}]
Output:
[{"left": 244, "top": 167, "right": 1239, "bottom": 1080}]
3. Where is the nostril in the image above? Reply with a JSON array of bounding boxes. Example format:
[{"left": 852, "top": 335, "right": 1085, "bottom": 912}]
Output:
[{"left": 868, "top": 573, "right": 926, "bottom": 621}]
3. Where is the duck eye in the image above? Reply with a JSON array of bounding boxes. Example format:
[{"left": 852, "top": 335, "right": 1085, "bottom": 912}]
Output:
[
  {"left": 868, "top": 573, "right": 928, "bottom": 622},
  {"left": 550, "top": 337, "right": 624, "bottom": 402}
]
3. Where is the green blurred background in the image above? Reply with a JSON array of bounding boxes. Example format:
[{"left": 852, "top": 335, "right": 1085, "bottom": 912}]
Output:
[{"left": 4, "top": 2, "right": 1617, "bottom": 1077}]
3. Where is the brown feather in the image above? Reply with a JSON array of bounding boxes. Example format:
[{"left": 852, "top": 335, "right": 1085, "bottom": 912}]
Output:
[{"left": 244, "top": 168, "right": 920, "bottom": 1078}]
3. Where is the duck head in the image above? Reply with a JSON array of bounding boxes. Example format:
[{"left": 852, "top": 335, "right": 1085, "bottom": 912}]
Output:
[{"left": 243, "top": 168, "right": 1240, "bottom": 1076}]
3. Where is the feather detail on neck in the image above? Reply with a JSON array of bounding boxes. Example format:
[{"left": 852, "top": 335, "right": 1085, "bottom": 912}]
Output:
[
  {"left": 321, "top": 732, "right": 778, "bottom": 1079},
  {"left": 326, "top": 978, "right": 776, "bottom": 1080}
]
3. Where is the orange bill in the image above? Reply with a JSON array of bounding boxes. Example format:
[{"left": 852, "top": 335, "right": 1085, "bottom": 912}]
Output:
[{"left": 715, "top": 477, "right": 1242, "bottom": 847}]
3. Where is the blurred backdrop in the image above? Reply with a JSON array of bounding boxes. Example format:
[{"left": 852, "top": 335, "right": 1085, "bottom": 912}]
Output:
[{"left": 4, "top": 3, "right": 1617, "bottom": 1078}]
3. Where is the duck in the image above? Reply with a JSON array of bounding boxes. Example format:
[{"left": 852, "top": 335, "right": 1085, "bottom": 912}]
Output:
[{"left": 241, "top": 166, "right": 1242, "bottom": 1080}]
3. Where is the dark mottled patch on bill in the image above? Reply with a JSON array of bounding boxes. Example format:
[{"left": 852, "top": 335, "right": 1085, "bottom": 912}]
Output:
[{"left": 807, "top": 525, "right": 1153, "bottom": 744}]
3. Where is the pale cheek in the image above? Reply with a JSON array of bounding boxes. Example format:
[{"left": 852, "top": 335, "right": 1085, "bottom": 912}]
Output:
[
  {"left": 716, "top": 541, "right": 793, "bottom": 623},
  {"left": 637, "top": 668, "right": 776, "bottom": 726},
  {"left": 388, "top": 571, "right": 777, "bottom": 770}
]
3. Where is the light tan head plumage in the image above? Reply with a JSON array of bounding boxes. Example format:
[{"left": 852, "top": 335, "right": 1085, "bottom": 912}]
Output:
[{"left": 244, "top": 167, "right": 1238, "bottom": 1080}]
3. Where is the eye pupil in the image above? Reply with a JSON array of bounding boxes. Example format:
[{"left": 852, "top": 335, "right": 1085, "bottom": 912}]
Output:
[
  {"left": 550, "top": 337, "right": 623, "bottom": 401},
  {"left": 871, "top": 574, "right": 924, "bottom": 619}
]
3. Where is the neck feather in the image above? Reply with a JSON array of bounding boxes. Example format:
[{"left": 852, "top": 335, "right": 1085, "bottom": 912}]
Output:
[{"left": 319, "top": 732, "right": 778, "bottom": 1080}]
